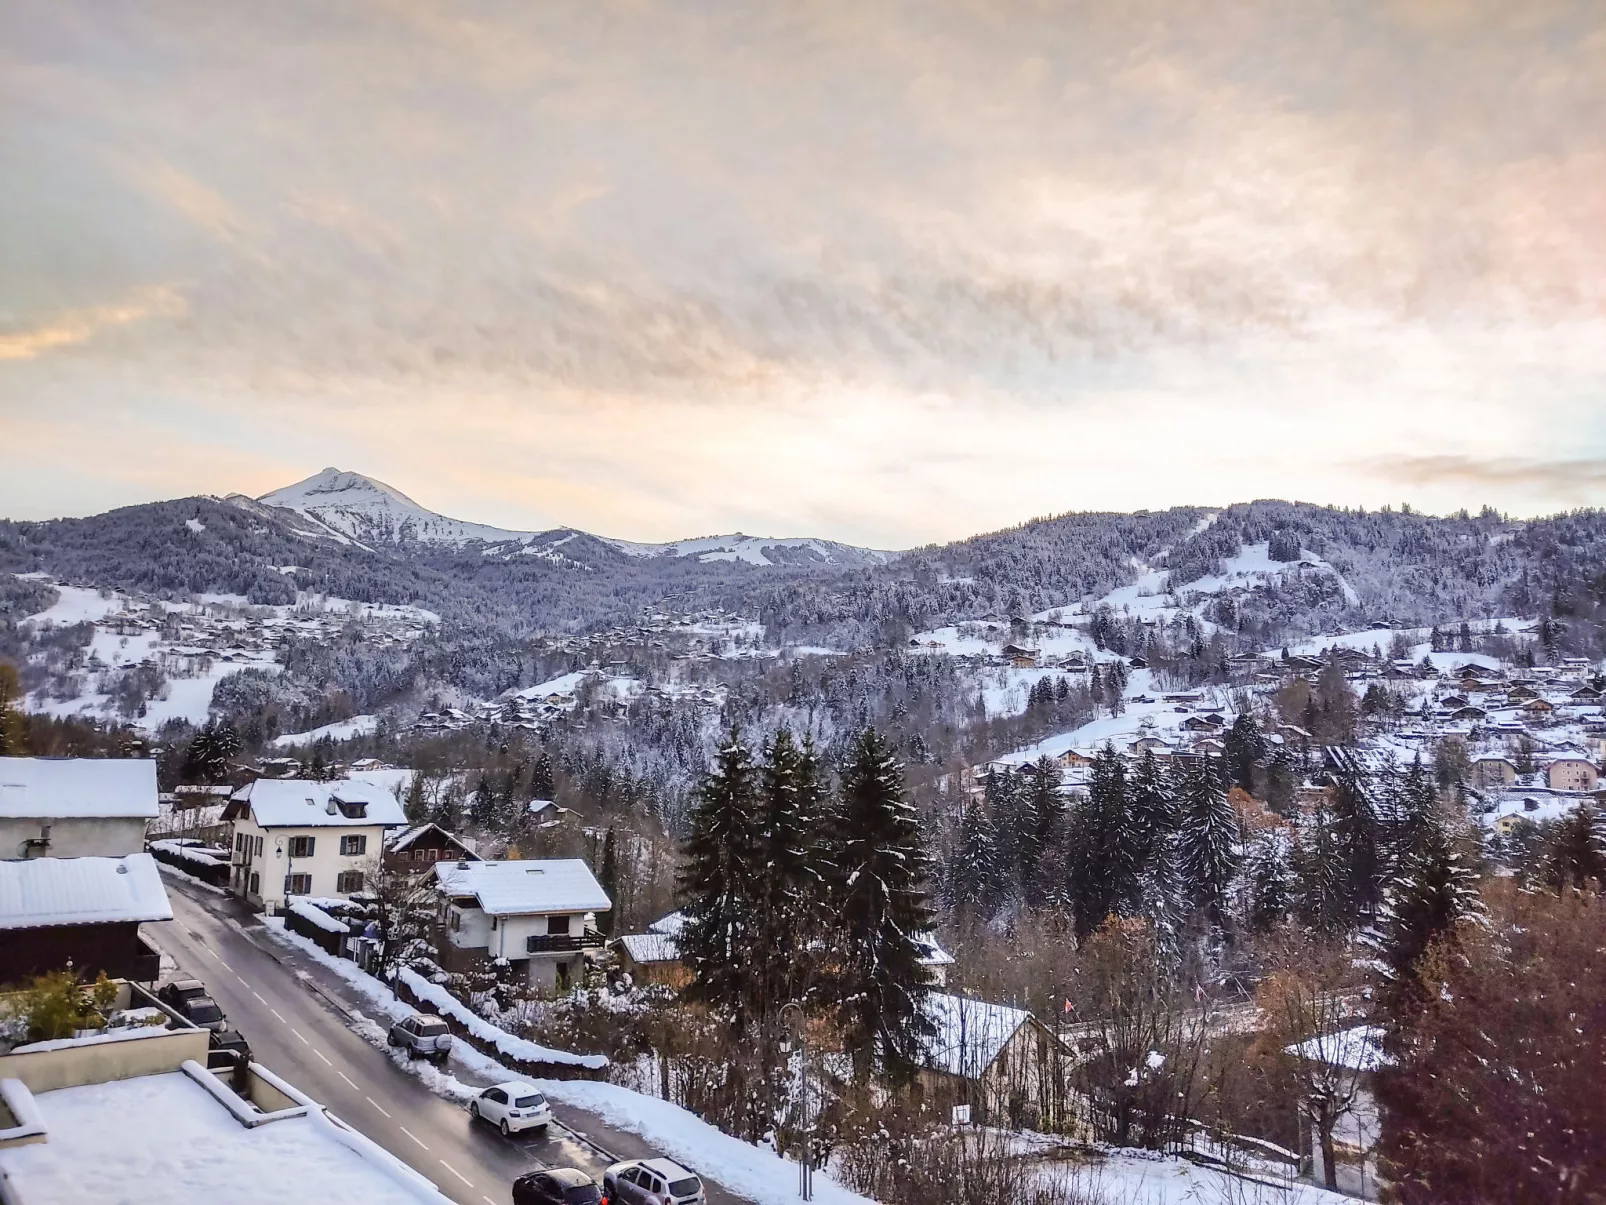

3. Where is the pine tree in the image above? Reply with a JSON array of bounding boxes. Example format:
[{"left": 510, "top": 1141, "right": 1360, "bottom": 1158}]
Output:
[
  {"left": 1019, "top": 756, "right": 1064, "bottom": 905},
  {"left": 1542, "top": 803, "right": 1606, "bottom": 891},
  {"left": 678, "top": 730, "right": 764, "bottom": 1029},
  {"left": 530, "top": 751, "right": 555, "bottom": 800},
  {"left": 754, "top": 729, "right": 821, "bottom": 1016},
  {"left": 1293, "top": 793, "right": 1345, "bottom": 933},
  {"left": 1369, "top": 811, "right": 1485, "bottom": 1026},
  {"left": 1175, "top": 757, "right": 1239, "bottom": 927},
  {"left": 1330, "top": 767, "right": 1383, "bottom": 924},
  {"left": 469, "top": 775, "right": 497, "bottom": 828},
  {"left": 1224, "top": 713, "right": 1266, "bottom": 793},
  {"left": 1245, "top": 832, "right": 1292, "bottom": 934},
  {"left": 834, "top": 728, "right": 935, "bottom": 1085},
  {"left": 1070, "top": 744, "right": 1134, "bottom": 939},
  {"left": 597, "top": 827, "right": 619, "bottom": 936},
  {"left": 0, "top": 661, "right": 23, "bottom": 756},
  {"left": 949, "top": 798, "right": 1002, "bottom": 922}
]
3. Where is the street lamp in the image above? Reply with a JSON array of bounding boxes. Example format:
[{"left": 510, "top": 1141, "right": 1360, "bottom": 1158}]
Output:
[{"left": 780, "top": 1001, "right": 812, "bottom": 1201}]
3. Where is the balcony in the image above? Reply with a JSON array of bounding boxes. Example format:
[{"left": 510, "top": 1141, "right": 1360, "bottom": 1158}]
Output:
[{"left": 525, "top": 930, "right": 606, "bottom": 955}]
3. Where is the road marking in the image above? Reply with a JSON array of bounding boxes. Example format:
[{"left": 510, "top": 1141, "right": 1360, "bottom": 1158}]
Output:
[
  {"left": 314, "top": 1049, "right": 333, "bottom": 1066},
  {"left": 484, "top": 1197, "right": 499, "bottom": 1205},
  {"left": 198, "top": 945, "right": 217, "bottom": 960},
  {"left": 217, "top": 959, "right": 234, "bottom": 972},
  {"left": 438, "top": 1160, "right": 473, "bottom": 1187},
  {"left": 251, "top": 991, "right": 268, "bottom": 1004},
  {"left": 399, "top": 1126, "right": 429, "bottom": 1150},
  {"left": 292, "top": 1028, "right": 309, "bottom": 1045},
  {"left": 270, "top": 1009, "right": 286, "bottom": 1023},
  {"left": 367, "top": 1097, "right": 391, "bottom": 1118},
  {"left": 235, "top": 975, "right": 249, "bottom": 987},
  {"left": 338, "top": 1071, "right": 358, "bottom": 1089}
]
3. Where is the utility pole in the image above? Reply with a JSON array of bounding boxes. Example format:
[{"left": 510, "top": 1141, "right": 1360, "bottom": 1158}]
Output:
[{"left": 781, "top": 1001, "right": 812, "bottom": 1201}]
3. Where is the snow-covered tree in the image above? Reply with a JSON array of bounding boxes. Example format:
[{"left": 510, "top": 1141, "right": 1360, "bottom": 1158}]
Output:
[{"left": 1175, "top": 756, "right": 1239, "bottom": 928}]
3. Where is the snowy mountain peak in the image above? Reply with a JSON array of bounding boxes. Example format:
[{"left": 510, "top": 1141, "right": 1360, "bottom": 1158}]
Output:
[{"left": 253, "top": 469, "right": 896, "bottom": 564}]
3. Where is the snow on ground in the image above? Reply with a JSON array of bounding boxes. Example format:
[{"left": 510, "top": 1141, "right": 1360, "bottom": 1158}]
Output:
[
  {"left": 1180, "top": 542, "right": 1360, "bottom": 609},
  {"left": 272, "top": 714, "right": 380, "bottom": 747},
  {"left": 20, "top": 583, "right": 125, "bottom": 628},
  {"left": 1029, "top": 1143, "right": 1359, "bottom": 1205},
  {"left": 27, "top": 650, "right": 281, "bottom": 733},
  {"left": 260, "top": 919, "right": 876, "bottom": 1205}
]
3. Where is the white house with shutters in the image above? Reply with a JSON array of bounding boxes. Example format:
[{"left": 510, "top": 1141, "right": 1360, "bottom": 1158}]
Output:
[
  {"left": 223, "top": 778, "right": 408, "bottom": 911},
  {"left": 433, "top": 858, "right": 611, "bottom": 993}
]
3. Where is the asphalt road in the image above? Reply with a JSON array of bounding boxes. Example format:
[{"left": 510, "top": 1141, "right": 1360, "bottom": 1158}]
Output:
[{"left": 147, "top": 878, "right": 741, "bottom": 1205}]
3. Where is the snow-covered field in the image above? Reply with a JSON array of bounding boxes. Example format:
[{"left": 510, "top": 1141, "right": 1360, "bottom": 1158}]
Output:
[{"left": 273, "top": 714, "right": 380, "bottom": 747}]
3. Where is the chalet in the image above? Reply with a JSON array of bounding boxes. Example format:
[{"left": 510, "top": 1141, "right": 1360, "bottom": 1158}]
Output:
[
  {"left": 1001, "top": 644, "right": 1037, "bottom": 668},
  {"left": 615, "top": 931, "right": 687, "bottom": 987},
  {"left": 1127, "top": 656, "right": 1148, "bottom": 670},
  {"left": 1570, "top": 686, "right": 1603, "bottom": 703},
  {"left": 1448, "top": 706, "right": 1488, "bottom": 723},
  {"left": 223, "top": 778, "right": 408, "bottom": 912},
  {"left": 1520, "top": 698, "right": 1555, "bottom": 718},
  {"left": 917, "top": 993, "right": 1066, "bottom": 1128},
  {"left": 1181, "top": 715, "right": 1221, "bottom": 732},
  {"left": 1056, "top": 748, "right": 1096, "bottom": 768},
  {"left": 1507, "top": 685, "right": 1539, "bottom": 701},
  {"left": 0, "top": 852, "right": 170, "bottom": 983},
  {"left": 1438, "top": 695, "right": 1470, "bottom": 711},
  {"left": 0, "top": 758, "right": 158, "bottom": 860},
  {"left": 434, "top": 859, "right": 611, "bottom": 993},
  {"left": 1128, "top": 736, "right": 1172, "bottom": 755},
  {"left": 1546, "top": 758, "right": 1599, "bottom": 792},
  {"left": 1471, "top": 757, "right": 1518, "bottom": 788},
  {"left": 914, "top": 932, "right": 956, "bottom": 987},
  {"left": 385, "top": 823, "right": 479, "bottom": 872}
]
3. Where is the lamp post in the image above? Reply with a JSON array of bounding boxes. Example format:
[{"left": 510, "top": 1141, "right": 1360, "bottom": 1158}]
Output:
[{"left": 780, "top": 1001, "right": 812, "bottom": 1201}]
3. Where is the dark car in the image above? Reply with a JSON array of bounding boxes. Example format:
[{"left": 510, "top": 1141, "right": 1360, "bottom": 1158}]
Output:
[
  {"left": 158, "top": 980, "right": 210, "bottom": 1010},
  {"left": 206, "top": 1026, "right": 252, "bottom": 1070},
  {"left": 512, "top": 1167, "right": 603, "bottom": 1205},
  {"left": 170, "top": 993, "right": 228, "bottom": 1033}
]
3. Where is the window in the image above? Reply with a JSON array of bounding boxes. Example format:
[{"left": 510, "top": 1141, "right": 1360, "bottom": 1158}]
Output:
[
  {"left": 248, "top": 872, "right": 260, "bottom": 896},
  {"left": 335, "top": 870, "right": 365, "bottom": 894},
  {"left": 285, "top": 873, "right": 312, "bottom": 895},
  {"left": 547, "top": 914, "right": 571, "bottom": 936},
  {"left": 255, "top": 835, "right": 264, "bottom": 857},
  {"left": 288, "top": 835, "right": 315, "bottom": 858},
  {"left": 449, "top": 910, "right": 461, "bottom": 931},
  {"left": 340, "top": 834, "right": 367, "bottom": 856},
  {"left": 484, "top": 1088, "right": 506, "bottom": 1105},
  {"left": 234, "top": 833, "right": 244, "bottom": 852}
]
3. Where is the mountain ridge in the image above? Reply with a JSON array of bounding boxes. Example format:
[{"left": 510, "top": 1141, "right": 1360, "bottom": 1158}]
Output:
[{"left": 255, "top": 467, "right": 898, "bottom": 568}]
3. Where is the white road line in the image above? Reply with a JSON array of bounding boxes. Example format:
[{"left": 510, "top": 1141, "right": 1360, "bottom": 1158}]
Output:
[
  {"left": 367, "top": 1097, "right": 392, "bottom": 1118},
  {"left": 314, "top": 1049, "right": 333, "bottom": 1066},
  {"left": 235, "top": 975, "right": 249, "bottom": 987},
  {"left": 438, "top": 1160, "right": 473, "bottom": 1187},
  {"left": 484, "top": 1197, "right": 499, "bottom": 1205},
  {"left": 251, "top": 991, "right": 267, "bottom": 1004},
  {"left": 338, "top": 1071, "right": 358, "bottom": 1089},
  {"left": 291, "top": 1028, "right": 309, "bottom": 1045},
  {"left": 270, "top": 1008, "right": 286, "bottom": 1023},
  {"left": 198, "top": 945, "right": 217, "bottom": 960},
  {"left": 399, "top": 1126, "right": 429, "bottom": 1150},
  {"left": 217, "top": 959, "right": 234, "bottom": 972}
]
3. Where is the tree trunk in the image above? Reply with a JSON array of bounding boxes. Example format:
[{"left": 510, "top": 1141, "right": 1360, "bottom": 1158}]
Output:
[{"left": 1318, "top": 1113, "right": 1339, "bottom": 1192}]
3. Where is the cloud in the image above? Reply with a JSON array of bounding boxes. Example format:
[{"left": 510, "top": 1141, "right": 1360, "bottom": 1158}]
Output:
[
  {"left": 0, "top": 286, "right": 185, "bottom": 362},
  {"left": 1368, "top": 455, "right": 1606, "bottom": 494}
]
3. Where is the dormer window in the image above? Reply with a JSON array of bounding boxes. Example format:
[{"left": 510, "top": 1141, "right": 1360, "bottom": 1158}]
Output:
[{"left": 336, "top": 801, "right": 368, "bottom": 819}]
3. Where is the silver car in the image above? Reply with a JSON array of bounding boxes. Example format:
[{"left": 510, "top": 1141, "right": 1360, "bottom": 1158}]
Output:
[
  {"left": 386, "top": 1013, "right": 452, "bottom": 1063},
  {"left": 603, "top": 1157, "right": 705, "bottom": 1205}
]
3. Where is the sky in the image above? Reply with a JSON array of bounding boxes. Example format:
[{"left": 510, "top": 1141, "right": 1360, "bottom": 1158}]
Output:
[{"left": 2, "top": 0, "right": 1604, "bottom": 548}]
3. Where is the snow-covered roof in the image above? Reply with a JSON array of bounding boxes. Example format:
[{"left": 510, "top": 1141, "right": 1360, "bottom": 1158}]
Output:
[
  {"left": 647, "top": 909, "right": 688, "bottom": 936},
  {"left": 618, "top": 932, "right": 680, "bottom": 964},
  {"left": 0, "top": 757, "right": 158, "bottom": 819},
  {"left": 231, "top": 778, "right": 407, "bottom": 828},
  {"left": 433, "top": 859, "right": 611, "bottom": 916},
  {"left": 0, "top": 853, "right": 172, "bottom": 929},
  {"left": 385, "top": 823, "right": 477, "bottom": 855},
  {"left": 914, "top": 932, "right": 955, "bottom": 966},
  {"left": 920, "top": 993, "right": 1035, "bottom": 1079},
  {"left": 0, "top": 1070, "right": 451, "bottom": 1204},
  {"left": 1286, "top": 1025, "right": 1389, "bottom": 1072}
]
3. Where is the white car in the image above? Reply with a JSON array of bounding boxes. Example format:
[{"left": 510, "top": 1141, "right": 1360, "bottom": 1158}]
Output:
[
  {"left": 603, "top": 1157, "right": 705, "bottom": 1205},
  {"left": 469, "top": 1081, "right": 553, "bottom": 1136}
]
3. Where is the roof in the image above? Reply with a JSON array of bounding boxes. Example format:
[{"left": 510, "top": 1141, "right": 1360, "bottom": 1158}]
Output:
[
  {"left": 231, "top": 778, "right": 407, "bottom": 828},
  {"left": 646, "top": 909, "right": 687, "bottom": 936},
  {"left": 0, "top": 1070, "right": 449, "bottom": 1204},
  {"left": 433, "top": 859, "right": 611, "bottom": 916},
  {"left": 386, "top": 823, "right": 479, "bottom": 856},
  {"left": 618, "top": 932, "right": 680, "bottom": 964},
  {"left": 0, "top": 757, "right": 158, "bottom": 819},
  {"left": 914, "top": 932, "right": 955, "bottom": 966},
  {"left": 919, "top": 992, "right": 1034, "bottom": 1079},
  {"left": 1286, "top": 1024, "right": 1390, "bottom": 1072},
  {"left": 0, "top": 853, "right": 172, "bottom": 929}
]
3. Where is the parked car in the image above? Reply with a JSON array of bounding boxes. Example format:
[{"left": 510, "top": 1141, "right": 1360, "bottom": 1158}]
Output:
[
  {"left": 169, "top": 993, "right": 228, "bottom": 1033},
  {"left": 512, "top": 1167, "right": 602, "bottom": 1205},
  {"left": 603, "top": 1158, "right": 705, "bottom": 1205},
  {"left": 386, "top": 1013, "right": 452, "bottom": 1063},
  {"left": 469, "top": 1080, "right": 552, "bottom": 1136},
  {"left": 206, "top": 1026, "right": 252, "bottom": 1070},
  {"left": 157, "top": 980, "right": 210, "bottom": 1011}
]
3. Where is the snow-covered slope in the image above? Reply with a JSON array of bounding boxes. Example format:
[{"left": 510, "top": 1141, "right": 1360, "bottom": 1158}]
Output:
[
  {"left": 258, "top": 468, "right": 540, "bottom": 547},
  {"left": 604, "top": 533, "right": 897, "bottom": 567},
  {"left": 257, "top": 468, "right": 895, "bottom": 565}
]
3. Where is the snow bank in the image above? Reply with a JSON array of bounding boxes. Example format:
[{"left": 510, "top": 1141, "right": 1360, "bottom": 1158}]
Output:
[
  {"left": 149, "top": 839, "right": 227, "bottom": 869},
  {"left": 272, "top": 714, "right": 380, "bottom": 748},
  {"left": 537, "top": 1078, "right": 876, "bottom": 1205},
  {"left": 288, "top": 898, "right": 349, "bottom": 935},
  {"left": 395, "top": 968, "right": 607, "bottom": 1070}
]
